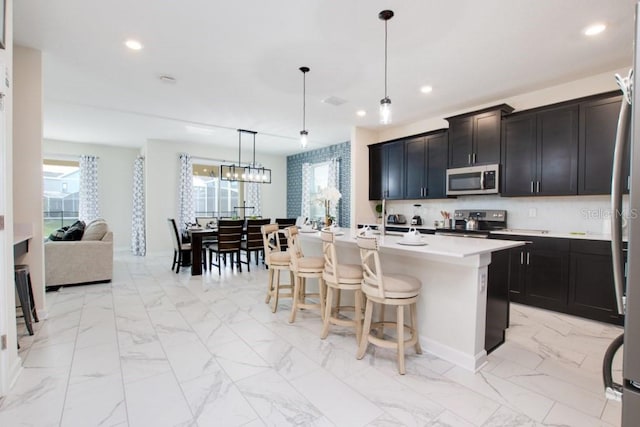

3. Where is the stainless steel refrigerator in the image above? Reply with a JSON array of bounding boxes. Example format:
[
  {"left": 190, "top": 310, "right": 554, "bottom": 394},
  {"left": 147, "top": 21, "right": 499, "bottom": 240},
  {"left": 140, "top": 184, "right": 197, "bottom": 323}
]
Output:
[{"left": 610, "top": 3, "right": 640, "bottom": 424}]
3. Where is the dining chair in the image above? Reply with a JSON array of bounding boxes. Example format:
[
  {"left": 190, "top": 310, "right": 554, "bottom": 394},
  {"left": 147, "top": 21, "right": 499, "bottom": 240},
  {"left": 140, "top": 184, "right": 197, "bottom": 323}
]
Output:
[
  {"left": 208, "top": 219, "right": 244, "bottom": 275},
  {"left": 320, "top": 230, "right": 364, "bottom": 342},
  {"left": 287, "top": 226, "right": 325, "bottom": 323},
  {"left": 275, "top": 218, "right": 297, "bottom": 250},
  {"left": 262, "top": 224, "right": 294, "bottom": 313},
  {"left": 168, "top": 218, "right": 191, "bottom": 273},
  {"left": 241, "top": 218, "right": 271, "bottom": 271},
  {"left": 356, "top": 235, "right": 422, "bottom": 374}
]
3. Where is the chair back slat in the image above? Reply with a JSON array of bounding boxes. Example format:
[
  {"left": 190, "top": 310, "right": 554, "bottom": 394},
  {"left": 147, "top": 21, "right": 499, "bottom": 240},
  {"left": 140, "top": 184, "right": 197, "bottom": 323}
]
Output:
[
  {"left": 261, "top": 223, "right": 282, "bottom": 265},
  {"left": 356, "top": 236, "right": 385, "bottom": 298},
  {"left": 286, "top": 226, "right": 302, "bottom": 271},
  {"left": 245, "top": 218, "right": 271, "bottom": 250},
  {"left": 275, "top": 218, "right": 297, "bottom": 249},
  {"left": 321, "top": 230, "right": 338, "bottom": 280},
  {"left": 167, "top": 218, "right": 181, "bottom": 250},
  {"left": 216, "top": 219, "right": 244, "bottom": 251}
]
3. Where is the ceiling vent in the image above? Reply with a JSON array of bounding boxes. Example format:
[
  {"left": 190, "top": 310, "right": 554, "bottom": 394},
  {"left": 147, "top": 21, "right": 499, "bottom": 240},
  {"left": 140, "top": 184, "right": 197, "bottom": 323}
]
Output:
[{"left": 321, "top": 96, "right": 347, "bottom": 106}]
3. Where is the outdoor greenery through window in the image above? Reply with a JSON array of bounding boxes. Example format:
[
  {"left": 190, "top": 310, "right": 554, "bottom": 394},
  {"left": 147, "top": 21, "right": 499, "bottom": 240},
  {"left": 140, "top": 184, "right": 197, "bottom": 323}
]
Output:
[
  {"left": 309, "top": 162, "right": 330, "bottom": 220},
  {"left": 193, "top": 163, "right": 242, "bottom": 218},
  {"left": 43, "top": 159, "right": 80, "bottom": 236}
]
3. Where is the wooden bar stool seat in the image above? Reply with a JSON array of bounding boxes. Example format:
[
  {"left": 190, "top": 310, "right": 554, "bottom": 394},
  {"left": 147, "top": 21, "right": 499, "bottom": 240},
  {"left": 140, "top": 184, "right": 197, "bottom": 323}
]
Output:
[
  {"left": 320, "top": 230, "right": 364, "bottom": 342},
  {"left": 286, "top": 226, "right": 325, "bottom": 324},
  {"left": 356, "top": 236, "right": 422, "bottom": 375}
]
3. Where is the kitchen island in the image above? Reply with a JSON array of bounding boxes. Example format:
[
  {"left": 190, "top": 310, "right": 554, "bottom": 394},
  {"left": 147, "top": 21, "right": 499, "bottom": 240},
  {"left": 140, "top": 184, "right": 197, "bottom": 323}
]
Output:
[{"left": 298, "top": 230, "right": 525, "bottom": 372}]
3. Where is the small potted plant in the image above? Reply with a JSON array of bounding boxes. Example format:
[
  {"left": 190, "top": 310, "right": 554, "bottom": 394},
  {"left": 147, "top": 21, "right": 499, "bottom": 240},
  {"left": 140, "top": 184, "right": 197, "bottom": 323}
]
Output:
[{"left": 375, "top": 203, "right": 383, "bottom": 223}]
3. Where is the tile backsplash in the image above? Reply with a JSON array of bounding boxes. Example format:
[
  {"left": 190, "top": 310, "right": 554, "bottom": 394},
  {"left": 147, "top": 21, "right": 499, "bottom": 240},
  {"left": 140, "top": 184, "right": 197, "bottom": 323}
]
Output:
[{"left": 384, "top": 194, "right": 629, "bottom": 236}]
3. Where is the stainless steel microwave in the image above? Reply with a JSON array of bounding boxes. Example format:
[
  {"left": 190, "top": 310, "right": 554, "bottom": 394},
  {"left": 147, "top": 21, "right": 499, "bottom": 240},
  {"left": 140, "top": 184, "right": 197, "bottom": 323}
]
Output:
[{"left": 446, "top": 164, "right": 500, "bottom": 196}]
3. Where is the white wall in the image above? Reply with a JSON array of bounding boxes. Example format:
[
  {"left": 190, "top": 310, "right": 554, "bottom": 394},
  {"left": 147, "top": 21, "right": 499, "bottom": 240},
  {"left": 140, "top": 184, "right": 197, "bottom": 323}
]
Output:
[
  {"left": 352, "top": 67, "right": 631, "bottom": 228},
  {"left": 43, "top": 140, "right": 140, "bottom": 251},
  {"left": 144, "top": 139, "right": 287, "bottom": 254}
]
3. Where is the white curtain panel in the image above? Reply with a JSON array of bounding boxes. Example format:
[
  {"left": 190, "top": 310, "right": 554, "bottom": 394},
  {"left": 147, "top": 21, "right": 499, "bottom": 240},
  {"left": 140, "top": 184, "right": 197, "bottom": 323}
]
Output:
[
  {"left": 79, "top": 154, "right": 100, "bottom": 222},
  {"left": 328, "top": 158, "right": 340, "bottom": 218},
  {"left": 131, "top": 155, "right": 146, "bottom": 256},
  {"left": 245, "top": 182, "right": 262, "bottom": 217},
  {"left": 178, "top": 153, "right": 195, "bottom": 229},
  {"left": 301, "top": 162, "right": 311, "bottom": 218}
]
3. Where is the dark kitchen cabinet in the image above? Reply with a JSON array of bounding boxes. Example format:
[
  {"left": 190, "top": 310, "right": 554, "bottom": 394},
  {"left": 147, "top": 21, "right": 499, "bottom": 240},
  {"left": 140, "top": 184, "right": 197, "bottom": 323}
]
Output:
[
  {"left": 568, "top": 240, "right": 624, "bottom": 325},
  {"left": 447, "top": 104, "right": 513, "bottom": 168},
  {"left": 501, "top": 104, "right": 579, "bottom": 196},
  {"left": 368, "top": 141, "right": 405, "bottom": 200},
  {"left": 405, "top": 130, "right": 448, "bottom": 199},
  {"left": 486, "top": 248, "right": 511, "bottom": 353},
  {"left": 579, "top": 93, "right": 628, "bottom": 195}
]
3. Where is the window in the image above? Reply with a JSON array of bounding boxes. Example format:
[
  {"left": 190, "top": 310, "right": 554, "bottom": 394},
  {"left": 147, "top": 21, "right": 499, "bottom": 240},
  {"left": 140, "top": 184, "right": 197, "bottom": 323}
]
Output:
[
  {"left": 308, "top": 161, "right": 330, "bottom": 220},
  {"left": 192, "top": 163, "right": 242, "bottom": 217},
  {"left": 43, "top": 159, "right": 80, "bottom": 236}
]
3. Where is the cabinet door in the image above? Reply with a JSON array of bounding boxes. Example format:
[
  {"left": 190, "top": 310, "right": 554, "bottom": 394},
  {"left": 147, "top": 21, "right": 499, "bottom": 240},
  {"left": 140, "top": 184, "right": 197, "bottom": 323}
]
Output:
[
  {"left": 474, "top": 110, "right": 502, "bottom": 165},
  {"left": 385, "top": 141, "right": 405, "bottom": 199},
  {"left": 525, "top": 239, "right": 571, "bottom": 312},
  {"left": 486, "top": 248, "right": 511, "bottom": 353},
  {"left": 568, "top": 240, "right": 624, "bottom": 325},
  {"left": 448, "top": 117, "right": 473, "bottom": 168},
  {"left": 405, "top": 137, "right": 426, "bottom": 199},
  {"left": 579, "top": 95, "right": 624, "bottom": 195},
  {"left": 501, "top": 114, "right": 537, "bottom": 196},
  {"left": 536, "top": 105, "right": 579, "bottom": 196},
  {"left": 425, "top": 133, "right": 448, "bottom": 199},
  {"left": 368, "top": 144, "right": 383, "bottom": 200},
  {"left": 508, "top": 247, "right": 526, "bottom": 303}
]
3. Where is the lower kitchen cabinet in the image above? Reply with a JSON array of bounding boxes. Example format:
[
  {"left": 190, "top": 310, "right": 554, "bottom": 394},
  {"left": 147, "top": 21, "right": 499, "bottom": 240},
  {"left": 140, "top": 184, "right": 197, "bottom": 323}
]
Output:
[
  {"left": 492, "top": 234, "right": 623, "bottom": 325},
  {"left": 486, "top": 248, "right": 511, "bottom": 353}
]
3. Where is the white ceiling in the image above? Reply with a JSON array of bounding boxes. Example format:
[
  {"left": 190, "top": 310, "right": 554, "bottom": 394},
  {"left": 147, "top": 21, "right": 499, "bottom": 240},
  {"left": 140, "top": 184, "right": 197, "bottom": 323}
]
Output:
[{"left": 14, "top": 0, "right": 636, "bottom": 156}]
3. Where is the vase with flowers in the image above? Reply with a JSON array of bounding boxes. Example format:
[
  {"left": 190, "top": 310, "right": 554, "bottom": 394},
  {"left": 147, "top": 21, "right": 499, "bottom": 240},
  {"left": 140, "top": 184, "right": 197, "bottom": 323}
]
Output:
[{"left": 316, "top": 186, "right": 342, "bottom": 227}]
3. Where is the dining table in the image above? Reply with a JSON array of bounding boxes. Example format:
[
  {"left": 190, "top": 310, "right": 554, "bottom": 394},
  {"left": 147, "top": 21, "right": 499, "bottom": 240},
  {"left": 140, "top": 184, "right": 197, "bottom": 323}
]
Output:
[{"left": 188, "top": 228, "right": 217, "bottom": 275}]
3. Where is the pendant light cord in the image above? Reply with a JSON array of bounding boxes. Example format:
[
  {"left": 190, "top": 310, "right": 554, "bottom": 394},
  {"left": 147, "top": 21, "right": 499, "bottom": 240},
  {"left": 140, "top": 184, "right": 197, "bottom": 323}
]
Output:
[
  {"left": 384, "top": 19, "right": 388, "bottom": 98},
  {"left": 302, "top": 71, "right": 306, "bottom": 131}
]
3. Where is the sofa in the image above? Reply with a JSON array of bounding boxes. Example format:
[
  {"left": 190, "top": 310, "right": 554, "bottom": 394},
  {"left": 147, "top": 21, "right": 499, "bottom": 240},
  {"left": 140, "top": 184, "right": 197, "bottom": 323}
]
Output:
[{"left": 44, "top": 219, "right": 114, "bottom": 288}]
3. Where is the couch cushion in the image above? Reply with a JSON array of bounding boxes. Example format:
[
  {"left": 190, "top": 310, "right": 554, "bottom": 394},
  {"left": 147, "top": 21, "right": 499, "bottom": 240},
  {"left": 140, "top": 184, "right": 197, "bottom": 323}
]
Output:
[
  {"left": 61, "top": 220, "right": 86, "bottom": 241},
  {"left": 82, "top": 220, "right": 108, "bottom": 241}
]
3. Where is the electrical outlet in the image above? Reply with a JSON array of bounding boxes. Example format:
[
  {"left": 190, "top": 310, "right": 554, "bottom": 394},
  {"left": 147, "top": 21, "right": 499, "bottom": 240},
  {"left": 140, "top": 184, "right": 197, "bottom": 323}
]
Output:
[{"left": 528, "top": 208, "right": 537, "bottom": 218}]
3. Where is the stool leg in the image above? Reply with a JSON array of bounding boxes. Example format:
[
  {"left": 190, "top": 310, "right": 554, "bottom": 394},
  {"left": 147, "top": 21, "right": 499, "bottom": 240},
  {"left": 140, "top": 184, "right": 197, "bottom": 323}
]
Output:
[
  {"left": 318, "top": 277, "right": 326, "bottom": 322},
  {"left": 357, "top": 298, "right": 374, "bottom": 359},
  {"left": 26, "top": 272, "right": 39, "bottom": 323},
  {"left": 272, "top": 269, "right": 281, "bottom": 313},
  {"left": 397, "top": 305, "right": 406, "bottom": 375},
  {"left": 289, "top": 275, "right": 301, "bottom": 323},
  {"left": 320, "top": 286, "right": 333, "bottom": 339},
  {"left": 354, "top": 289, "right": 363, "bottom": 344},
  {"left": 265, "top": 268, "right": 274, "bottom": 303},
  {"left": 411, "top": 302, "right": 422, "bottom": 354}
]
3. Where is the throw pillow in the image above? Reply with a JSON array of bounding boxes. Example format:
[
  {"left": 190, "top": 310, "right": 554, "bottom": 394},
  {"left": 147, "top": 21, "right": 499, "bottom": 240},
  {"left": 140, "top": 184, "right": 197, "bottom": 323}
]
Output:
[
  {"left": 48, "top": 226, "right": 68, "bottom": 241},
  {"left": 62, "top": 220, "right": 86, "bottom": 241},
  {"left": 82, "top": 220, "right": 108, "bottom": 241}
]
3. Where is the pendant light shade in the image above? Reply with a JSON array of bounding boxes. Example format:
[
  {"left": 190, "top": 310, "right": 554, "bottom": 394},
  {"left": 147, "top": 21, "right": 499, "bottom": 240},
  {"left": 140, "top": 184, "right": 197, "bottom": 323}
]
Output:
[
  {"left": 299, "top": 66, "right": 310, "bottom": 148},
  {"left": 379, "top": 10, "right": 394, "bottom": 125},
  {"left": 220, "top": 129, "right": 272, "bottom": 184}
]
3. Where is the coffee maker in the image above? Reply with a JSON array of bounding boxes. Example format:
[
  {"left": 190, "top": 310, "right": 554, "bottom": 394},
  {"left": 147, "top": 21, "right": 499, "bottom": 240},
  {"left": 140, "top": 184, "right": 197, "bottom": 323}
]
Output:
[{"left": 411, "top": 204, "right": 422, "bottom": 226}]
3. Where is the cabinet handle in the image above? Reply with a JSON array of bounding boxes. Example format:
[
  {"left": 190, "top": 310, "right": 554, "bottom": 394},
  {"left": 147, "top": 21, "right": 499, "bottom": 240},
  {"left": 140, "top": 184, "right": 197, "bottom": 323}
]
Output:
[
  {"left": 468, "top": 154, "right": 472, "bottom": 165},
  {"left": 473, "top": 153, "right": 477, "bottom": 164},
  {"left": 520, "top": 251, "right": 524, "bottom": 264},
  {"left": 530, "top": 181, "right": 534, "bottom": 193},
  {"left": 526, "top": 252, "right": 530, "bottom": 265},
  {"left": 536, "top": 181, "right": 540, "bottom": 193},
  {"left": 424, "top": 188, "right": 428, "bottom": 197}
]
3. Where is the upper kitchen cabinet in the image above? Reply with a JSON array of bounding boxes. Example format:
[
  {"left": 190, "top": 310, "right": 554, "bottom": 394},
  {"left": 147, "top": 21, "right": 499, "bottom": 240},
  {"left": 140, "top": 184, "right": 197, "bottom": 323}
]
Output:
[
  {"left": 405, "top": 130, "right": 448, "bottom": 199},
  {"left": 368, "top": 140, "right": 405, "bottom": 200},
  {"left": 579, "top": 92, "right": 627, "bottom": 195},
  {"left": 501, "top": 103, "right": 579, "bottom": 196},
  {"left": 446, "top": 104, "right": 514, "bottom": 168}
]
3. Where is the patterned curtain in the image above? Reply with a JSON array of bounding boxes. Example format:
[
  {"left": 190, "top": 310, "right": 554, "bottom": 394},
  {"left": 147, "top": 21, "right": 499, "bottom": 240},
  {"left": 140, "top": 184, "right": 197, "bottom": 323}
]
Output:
[
  {"left": 245, "top": 182, "right": 262, "bottom": 217},
  {"left": 131, "top": 155, "right": 146, "bottom": 256},
  {"left": 301, "top": 162, "right": 312, "bottom": 219},
  {"left": 178, "top": 153, "right": 195, "bottom": 229},
  {"left": 327, "top": 158, "right": 340, "bottom": 218},
  {"left": 79, "top": 155, "right": 100, "bottom": 222}
]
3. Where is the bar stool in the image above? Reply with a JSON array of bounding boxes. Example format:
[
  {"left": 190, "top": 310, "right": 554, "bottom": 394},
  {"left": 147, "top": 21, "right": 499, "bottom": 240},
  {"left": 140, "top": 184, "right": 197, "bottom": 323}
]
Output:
[
  {"left": 14, "top": 264, "right": 39, "bottom": 336},
  {"left": 262, "top": 224, "right": 294, "bottom": 313},
  {"left": 320, "top": 230, "right": 364, "bottom": 342},
  {"left": 287, "top": 226, "right": 325, "bottom": 324},
  {"left": 355, "top": 236, "right": 422, "bottom": 375}
]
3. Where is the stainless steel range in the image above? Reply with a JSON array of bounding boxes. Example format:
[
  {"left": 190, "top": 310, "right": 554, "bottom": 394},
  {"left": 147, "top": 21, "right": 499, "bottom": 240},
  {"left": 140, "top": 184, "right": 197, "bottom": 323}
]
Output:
[{"left": 435, "top": 209, "right": 507, "bottom": 238}]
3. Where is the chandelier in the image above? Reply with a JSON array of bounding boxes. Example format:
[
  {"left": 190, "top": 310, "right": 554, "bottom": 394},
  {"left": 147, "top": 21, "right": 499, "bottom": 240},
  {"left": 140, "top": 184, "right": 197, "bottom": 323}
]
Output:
[{"left": 220, "top": 129, "right": 272, "bottom": 184}]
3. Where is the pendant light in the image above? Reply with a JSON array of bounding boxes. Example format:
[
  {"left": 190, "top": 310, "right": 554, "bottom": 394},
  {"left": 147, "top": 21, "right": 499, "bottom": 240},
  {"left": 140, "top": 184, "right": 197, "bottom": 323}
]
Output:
[
  {"left": 220, "top": 129, "right": 272, "bottom": 184},
  {"left": 299, "top": 66, "right": 310, "bottom": 148},
  {"left": 379, "top": 10, "right": 394, "bottom": 125}
]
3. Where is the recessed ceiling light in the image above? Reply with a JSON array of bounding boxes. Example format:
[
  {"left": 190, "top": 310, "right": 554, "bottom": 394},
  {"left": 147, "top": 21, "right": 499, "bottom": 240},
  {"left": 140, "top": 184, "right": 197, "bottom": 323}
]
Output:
[
  {"left": 420, "top": 85, "right": 433, "bottom": 94},
  {"left": 125, "top": 39, "right": 143, "bottom": 50},
  {"left": 584, "top": 23, "right": 606, "bottom": 36},
  {"left": 356, "top": 110, "right": 367, "bottom": 117}
]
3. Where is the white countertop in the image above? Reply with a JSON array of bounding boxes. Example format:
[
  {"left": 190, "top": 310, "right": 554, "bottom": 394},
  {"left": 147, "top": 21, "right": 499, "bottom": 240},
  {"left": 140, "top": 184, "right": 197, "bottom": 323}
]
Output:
[{"left": 300, "top": 229, "right": 525, "bottom": 258}]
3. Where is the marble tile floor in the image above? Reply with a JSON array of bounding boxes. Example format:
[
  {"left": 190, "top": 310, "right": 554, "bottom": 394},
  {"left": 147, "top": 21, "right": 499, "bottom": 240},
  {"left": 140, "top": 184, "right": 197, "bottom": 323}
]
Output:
[{"left": 0, "top": 253, "right": 624, "bottom": 427}]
